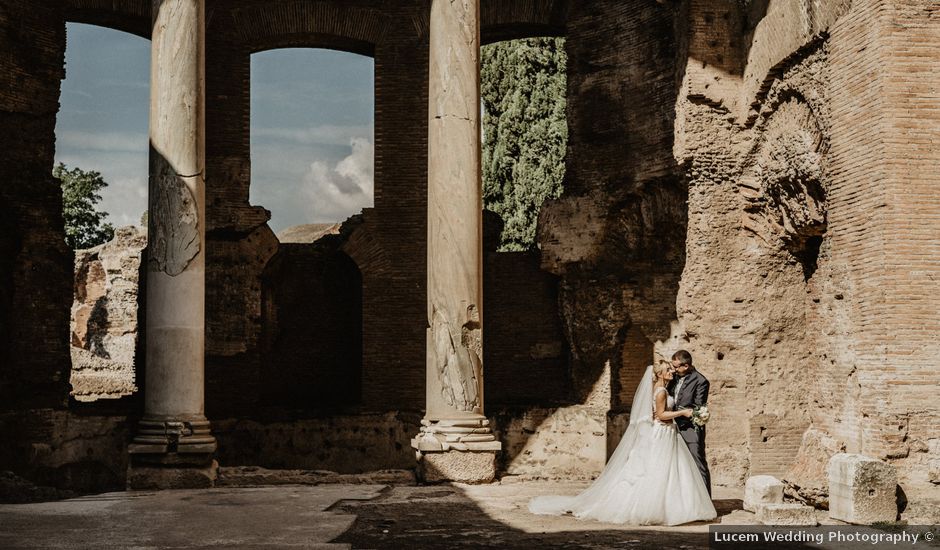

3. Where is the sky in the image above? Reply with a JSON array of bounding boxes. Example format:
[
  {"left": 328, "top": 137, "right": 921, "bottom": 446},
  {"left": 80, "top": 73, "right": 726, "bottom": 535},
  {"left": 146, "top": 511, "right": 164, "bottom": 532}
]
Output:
[{"left": 55, "top": 23, "right": 375, "bottom": 233}]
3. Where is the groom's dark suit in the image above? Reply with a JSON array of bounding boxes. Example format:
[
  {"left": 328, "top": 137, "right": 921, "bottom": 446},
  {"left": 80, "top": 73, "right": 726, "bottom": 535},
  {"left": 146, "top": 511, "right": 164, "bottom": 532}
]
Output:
[{"left": 669, "top": 368, "right": 712, "bottom": 496}]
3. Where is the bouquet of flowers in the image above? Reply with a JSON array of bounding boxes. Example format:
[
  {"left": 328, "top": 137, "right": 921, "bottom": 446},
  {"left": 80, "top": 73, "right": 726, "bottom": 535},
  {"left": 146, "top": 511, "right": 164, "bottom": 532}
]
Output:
[{"left": 691, "top": 405, "right": 710, "bottom": 431}]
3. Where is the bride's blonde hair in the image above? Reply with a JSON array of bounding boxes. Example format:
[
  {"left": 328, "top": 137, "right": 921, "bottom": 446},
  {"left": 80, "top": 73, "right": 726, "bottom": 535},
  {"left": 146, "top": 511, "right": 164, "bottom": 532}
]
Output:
[{"left": 652, "top": 360, "right": 671, "bottom": 382}]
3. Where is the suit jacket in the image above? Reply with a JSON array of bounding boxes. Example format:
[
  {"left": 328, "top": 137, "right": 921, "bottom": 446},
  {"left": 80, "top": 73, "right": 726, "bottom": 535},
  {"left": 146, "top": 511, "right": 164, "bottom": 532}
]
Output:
[{"left": 669, "top": 369, "right": 709, "bottom": 431}]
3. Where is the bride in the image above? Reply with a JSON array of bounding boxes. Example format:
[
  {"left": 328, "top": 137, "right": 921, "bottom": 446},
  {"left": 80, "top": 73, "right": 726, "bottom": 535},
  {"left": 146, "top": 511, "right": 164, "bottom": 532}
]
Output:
[{"left": 529, "top": 361, "right": 717, "bottom": 526}]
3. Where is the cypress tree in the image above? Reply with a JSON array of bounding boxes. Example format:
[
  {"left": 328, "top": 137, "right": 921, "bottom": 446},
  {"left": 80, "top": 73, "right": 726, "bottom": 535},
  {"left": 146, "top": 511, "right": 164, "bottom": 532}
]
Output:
[{"left": 481, "top": 37, "right": 567, "bottom": 252}]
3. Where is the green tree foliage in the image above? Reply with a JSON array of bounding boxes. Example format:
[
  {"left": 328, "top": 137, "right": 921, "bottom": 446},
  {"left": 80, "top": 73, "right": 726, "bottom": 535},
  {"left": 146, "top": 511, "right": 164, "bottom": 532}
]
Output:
[
  {"left": 482, "top": 37, "right": 567, "bottom": 251},
  {"left": 54, "top": 162, "right": 115, "bottom": 250}
]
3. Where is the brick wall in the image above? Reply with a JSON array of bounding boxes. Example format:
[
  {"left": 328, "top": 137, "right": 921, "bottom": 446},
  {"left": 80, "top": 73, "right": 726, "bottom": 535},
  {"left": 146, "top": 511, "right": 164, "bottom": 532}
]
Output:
[
  {"left": 675, "top": 0, "right": 835, "bottom": 483},
  {"left": 0, "top": 1, "right": 71, "bottom": 411},
  {"left": 815, "top": 0, "right": 892, "bottom": 466},
  {"left": 483, "top": 251, "right": 568, "bottom": 407},
  {"left": 62, "top": 0, "right": 150, "bottom": 37},
  {"left": 881, "top": 0, "right": 940, "bottom": 433},
  {"left": 203, "top": 0, "right": 578, "bottom": 417}
]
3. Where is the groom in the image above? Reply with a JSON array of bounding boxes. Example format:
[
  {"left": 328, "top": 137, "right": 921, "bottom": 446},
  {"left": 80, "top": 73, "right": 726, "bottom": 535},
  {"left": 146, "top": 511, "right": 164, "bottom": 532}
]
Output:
[{"left": 669, "top": 350, "right": 712, "bottom": 496}]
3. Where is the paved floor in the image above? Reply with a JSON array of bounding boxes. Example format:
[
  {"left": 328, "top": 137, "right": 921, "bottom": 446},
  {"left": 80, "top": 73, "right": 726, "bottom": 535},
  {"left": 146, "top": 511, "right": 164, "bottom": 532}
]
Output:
[
  {"left": 335, "top": 482, "right": 748, "bottom": 550},
  {"left": 0, "top": 482, "right": 748, "bottom": 549}
]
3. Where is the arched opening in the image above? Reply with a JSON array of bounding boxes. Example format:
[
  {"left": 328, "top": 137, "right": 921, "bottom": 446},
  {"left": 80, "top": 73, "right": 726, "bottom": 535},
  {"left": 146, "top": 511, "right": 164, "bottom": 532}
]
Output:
[
  {"left": 57, "top": 22, "right": 149, "bottom": 403},
  {"left": 250, "top": 48, "right": 372, "bottom": 413},
  {"left": 260, "top": 248, "right": 363, "bottom": 410}
]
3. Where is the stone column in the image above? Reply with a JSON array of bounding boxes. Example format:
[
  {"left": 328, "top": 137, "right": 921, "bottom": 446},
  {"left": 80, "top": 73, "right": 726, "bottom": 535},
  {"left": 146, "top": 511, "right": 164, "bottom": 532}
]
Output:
[
  {"left": 128, "top": 0, "right": 216, "bottom": 489},
  {"left": 411, "top": 0, "right": 500, "bottom": 483}
]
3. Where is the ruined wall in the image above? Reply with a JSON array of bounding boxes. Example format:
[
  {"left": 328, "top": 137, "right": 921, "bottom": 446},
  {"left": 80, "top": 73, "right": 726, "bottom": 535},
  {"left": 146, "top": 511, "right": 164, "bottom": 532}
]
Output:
[
  {"left": 535, "top": 0, "right": 686, "bottom": 475},
  {"left": 3, "top": 0, "right": 937, "bottom": 500},
  {"left": 818, "top": 0, "right": 940, "bottom": 500},
  {"left": 70, "top": 226, "right": 146, "bottom": 402},
  {"left": 199, "top": 0, "right": 574, "bottom": 470},
  {"left": 673, "top": 0, "right": 940, "bottom": 502},
  {"left": 674, "top": 0, "right": 869, "bottom": 487},
  {"left": 0, "top": 0, "right": 577, "bottom": 485},
  {"left": 0, "top": 2, "right": 150, "bottom": 494},
  {"left": 201, "top": 0, "right": 573, "bottom": 414},
  {"left": 203, "top": 0, "right": 429, "bottom": 419}
]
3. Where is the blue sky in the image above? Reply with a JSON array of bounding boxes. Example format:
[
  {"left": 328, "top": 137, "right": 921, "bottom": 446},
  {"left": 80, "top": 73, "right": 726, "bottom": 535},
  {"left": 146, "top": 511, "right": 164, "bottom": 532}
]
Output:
[{"left": 55, "top": 23, "right": 374, "bottom": 233}]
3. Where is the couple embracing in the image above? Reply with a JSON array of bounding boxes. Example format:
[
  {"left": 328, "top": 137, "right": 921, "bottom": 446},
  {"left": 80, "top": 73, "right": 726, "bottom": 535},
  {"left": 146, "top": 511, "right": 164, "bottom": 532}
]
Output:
[{"left": 529, "top": 350, "right": 717, "bottom": 526}]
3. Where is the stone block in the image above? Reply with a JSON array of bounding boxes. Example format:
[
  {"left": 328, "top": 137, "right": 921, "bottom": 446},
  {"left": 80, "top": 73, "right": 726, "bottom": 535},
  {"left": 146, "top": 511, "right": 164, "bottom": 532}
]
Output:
[
  {"left": 744, "top": 475, "right": 785, "bottom": 512},
  {"left": 719, "top": 509, "right": 762, "bottom": 525},
  {"left": 929, "top": 459, "right": 940, "bottom": 485},
  {"left": 127, "top": 460, "right": 218, "bottom": 490},
  {"left": 418, "top": 451, "right": 497, "bottom": 484},
  {"left": 827, "top": 453, "right": 898, "bottom": 524},
  {"left": 756, "top": 503, "right": 818, "bottom": 526}
]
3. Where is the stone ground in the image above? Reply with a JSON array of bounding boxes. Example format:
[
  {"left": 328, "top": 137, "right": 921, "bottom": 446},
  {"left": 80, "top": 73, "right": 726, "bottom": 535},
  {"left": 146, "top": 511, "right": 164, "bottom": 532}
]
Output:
[{"left": 0, "top": 481, "right": 762, "bottom": 549}]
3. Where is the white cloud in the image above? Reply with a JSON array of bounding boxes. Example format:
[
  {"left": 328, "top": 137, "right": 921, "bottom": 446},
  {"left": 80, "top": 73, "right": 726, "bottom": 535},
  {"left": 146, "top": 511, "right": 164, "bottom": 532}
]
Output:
[{"left": 300, "top": 137, "right": 374, "bottom": 223}]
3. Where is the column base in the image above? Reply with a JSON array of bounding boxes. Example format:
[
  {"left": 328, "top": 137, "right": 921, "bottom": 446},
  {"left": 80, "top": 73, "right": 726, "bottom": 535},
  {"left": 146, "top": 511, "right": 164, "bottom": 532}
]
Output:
[
  {"left": 128, "top": 418, "right": 218, "bottom": 489},
  {"left": 131, "top": 418, "right": 216, "bottom": 449},
  {"left": 411, "top": 418, "right": 501, "bottom": 483},
  {"left": 414, "top": 448, "right": 499, "bottom": 484}
]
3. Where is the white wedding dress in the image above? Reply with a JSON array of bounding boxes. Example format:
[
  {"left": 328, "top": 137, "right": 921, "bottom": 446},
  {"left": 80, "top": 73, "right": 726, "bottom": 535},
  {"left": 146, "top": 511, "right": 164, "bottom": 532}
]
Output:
[{"left": 529, "top": 365, "right": 717, "bottom": 526}]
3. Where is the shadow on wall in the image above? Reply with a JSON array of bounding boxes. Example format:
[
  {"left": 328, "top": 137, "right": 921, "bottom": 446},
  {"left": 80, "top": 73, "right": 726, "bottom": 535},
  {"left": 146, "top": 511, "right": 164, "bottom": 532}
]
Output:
[{"left": 483, "top": 211, "right": 571, "bottom": 409}]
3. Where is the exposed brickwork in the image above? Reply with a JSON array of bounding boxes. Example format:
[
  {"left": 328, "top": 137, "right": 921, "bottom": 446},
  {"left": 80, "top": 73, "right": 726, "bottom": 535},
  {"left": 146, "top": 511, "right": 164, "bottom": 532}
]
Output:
[
  {"left": 62, "top": 0, "right": 150, "bottom": 37},
  {"left": 565, "top": 1, "right": 678, "bottom": 192},
  {"left": 809, "top": 0, "right": 891, "bottom": 481},
  {"left": 480, "top": 0, "right": 568, "bottom": 44},
  {"left": 827, "top": 0, "right": 940, "bottom": 498},
  {"left": 739, "top": 0, "right": 850, "bottom": 121},
  {"left": 227, "top": 1, "right": 391, "bottom": 55},
  {"left": 675, "top": 2, "right": 834, "bottom": 484},
  {"left": 683, "top": 0, "right": 747, "bottom": 113},
  {"left": 540, "top": 0, "right": 685, "bottom": 423},
  {"left": 0, "top": 1, "right": 71, "bottom": 411},
  {"left": 674, "top": 0, "right": 940, "bottom": 502}
]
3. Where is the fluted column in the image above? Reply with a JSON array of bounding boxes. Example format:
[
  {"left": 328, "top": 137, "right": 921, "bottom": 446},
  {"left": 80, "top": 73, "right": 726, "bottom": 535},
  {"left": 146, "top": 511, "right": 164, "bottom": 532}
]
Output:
[
  {"left": 412, "top": 0, "right": 500, "bottom": 483},
  {"left": 128, "top": 0, "right": 216, "bottom": 488}
]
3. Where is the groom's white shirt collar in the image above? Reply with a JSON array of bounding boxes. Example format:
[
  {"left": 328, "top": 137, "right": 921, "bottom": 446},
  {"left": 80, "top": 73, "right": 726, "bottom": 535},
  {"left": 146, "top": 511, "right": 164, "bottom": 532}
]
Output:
[{"left": 675, "top": 367, "right": 695, "bottom": 397}]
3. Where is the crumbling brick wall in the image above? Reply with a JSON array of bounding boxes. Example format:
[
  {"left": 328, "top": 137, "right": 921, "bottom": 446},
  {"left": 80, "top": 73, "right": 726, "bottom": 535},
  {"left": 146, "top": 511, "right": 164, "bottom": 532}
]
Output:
[
  {"left": 70, "top": 226, "right": 146, "bottom": 402},
  {"left": 0, "top": 0, "right": 149, "bottom": 492},
  {"left": 672, "top": 0, "right": 939, "bottom": 501},
  {"left": 536, "top": 0, "right": 687, "bottom": 461}
]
